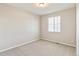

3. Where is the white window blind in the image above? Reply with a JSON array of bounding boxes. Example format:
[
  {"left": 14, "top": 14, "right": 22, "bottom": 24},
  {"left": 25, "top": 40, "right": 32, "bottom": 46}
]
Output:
[{"left": 48, "top": 16, "right": 61, "bottom": 32}]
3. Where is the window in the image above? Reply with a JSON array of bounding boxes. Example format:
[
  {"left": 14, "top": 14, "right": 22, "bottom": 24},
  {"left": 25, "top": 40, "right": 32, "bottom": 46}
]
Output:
[{"left": 48, "top": 16, "right": 61, "bottom": 32}]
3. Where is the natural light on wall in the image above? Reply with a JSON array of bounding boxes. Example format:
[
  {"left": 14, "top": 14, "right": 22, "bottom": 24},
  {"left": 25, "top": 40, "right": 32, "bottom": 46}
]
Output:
[{"left": 48, "top": 16, "right": 61, "bottom": 32}]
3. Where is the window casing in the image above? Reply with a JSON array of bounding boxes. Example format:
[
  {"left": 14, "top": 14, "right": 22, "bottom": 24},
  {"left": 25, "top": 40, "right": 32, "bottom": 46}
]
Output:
[{"left": 48, "top": 16, "right": 61, "bottom": 32}]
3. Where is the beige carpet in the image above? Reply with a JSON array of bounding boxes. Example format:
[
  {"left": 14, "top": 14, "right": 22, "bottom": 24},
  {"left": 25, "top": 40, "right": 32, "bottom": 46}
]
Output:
[{"left": 0, "top": 39, "right": 76, "bottom": 56}]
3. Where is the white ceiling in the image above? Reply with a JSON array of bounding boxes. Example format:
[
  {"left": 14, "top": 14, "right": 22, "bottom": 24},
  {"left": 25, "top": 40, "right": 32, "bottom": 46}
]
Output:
[{"left": 7, "top": 3, "right": 75, "bottom": 15}]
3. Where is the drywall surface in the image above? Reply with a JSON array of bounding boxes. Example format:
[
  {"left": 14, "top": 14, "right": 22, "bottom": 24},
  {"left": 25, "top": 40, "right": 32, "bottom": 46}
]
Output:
[
  {"left": 76, "top": 4, "right": 79, "bottom": 56},
  {"left": 0, "top": 4, "right": 40, "bottom": 51},
  {"left": 40, "top": 8, "right": 76, "bottom": 47}
]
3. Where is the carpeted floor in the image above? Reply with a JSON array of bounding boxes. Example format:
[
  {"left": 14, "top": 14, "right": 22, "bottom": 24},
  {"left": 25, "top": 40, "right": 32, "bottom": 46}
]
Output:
[{"left": 0, "top": 39, "right": 76, "bottom": 56}]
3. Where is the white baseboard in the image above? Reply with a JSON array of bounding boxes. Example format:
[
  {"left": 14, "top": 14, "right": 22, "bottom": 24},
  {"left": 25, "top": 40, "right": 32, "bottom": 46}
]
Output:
[
  {"left": 0, "top": 39, "right": 39, "bottom": 53},
  {"left": 0, "top": 38, "right": 75, "bottom": 53},
  {"left": 40, "top": 38, "right": 76, "bottom": 48}
]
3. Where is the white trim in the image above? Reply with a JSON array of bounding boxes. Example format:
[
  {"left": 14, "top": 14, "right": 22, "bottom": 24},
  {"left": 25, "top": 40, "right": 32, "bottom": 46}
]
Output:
[
  {"left": 0, "top": 39, "right": 39, "bottom": 53},
  {"left": 0, "top": 38, "right": 75, "bottom": 53},
  {"left": 40, "top": 38, "right": 76, "bottom": 48}
]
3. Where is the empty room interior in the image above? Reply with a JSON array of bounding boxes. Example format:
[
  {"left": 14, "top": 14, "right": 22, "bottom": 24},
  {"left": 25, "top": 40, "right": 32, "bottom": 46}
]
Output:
[{"left": 0, "top": 3, "right": 77, "bottom": 56}]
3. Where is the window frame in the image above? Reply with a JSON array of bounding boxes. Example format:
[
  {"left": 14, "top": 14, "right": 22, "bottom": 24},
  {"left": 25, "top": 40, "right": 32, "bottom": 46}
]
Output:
[{"left": 48, "top": 16, "right": 61, "bottom": 32}]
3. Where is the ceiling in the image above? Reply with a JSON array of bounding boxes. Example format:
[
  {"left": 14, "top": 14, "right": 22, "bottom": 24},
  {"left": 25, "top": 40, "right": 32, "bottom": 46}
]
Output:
[{"left": 7, "top": 3, "right": 75, "bottom": 15}]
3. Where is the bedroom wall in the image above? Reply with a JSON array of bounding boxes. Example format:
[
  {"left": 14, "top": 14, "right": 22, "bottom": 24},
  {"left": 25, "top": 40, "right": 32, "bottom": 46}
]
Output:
[
  {"left": 40, "top": 8, "right": 76, "bottom": 47},
  {"left": 0, "top": 4, "right": 40, "bottom": 51}
]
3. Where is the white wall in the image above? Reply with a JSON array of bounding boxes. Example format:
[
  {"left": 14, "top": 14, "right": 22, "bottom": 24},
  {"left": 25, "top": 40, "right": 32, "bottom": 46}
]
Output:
[
  {"left": 40, "top": 8, "right": 76, "bottom": 47},
  {"left": 76, "top": 4, "right": 79, "bottom": 56},
  {"left": 0, "top": 4, "right": 40, "bottom": 51}
]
